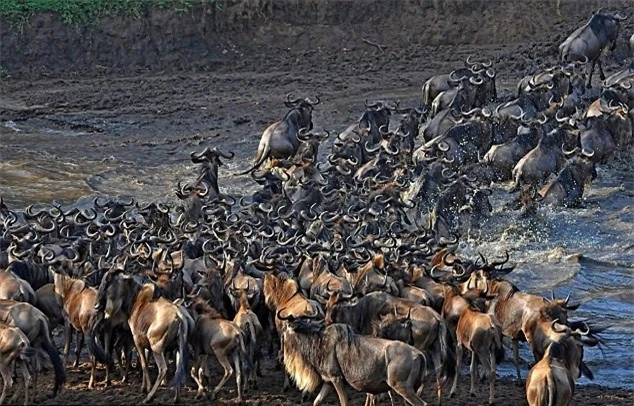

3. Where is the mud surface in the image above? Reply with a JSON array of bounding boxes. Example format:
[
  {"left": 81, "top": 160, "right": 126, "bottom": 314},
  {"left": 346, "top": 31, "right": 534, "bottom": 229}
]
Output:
[{"left": 1, "top": 0, "right": 634, "bottom": 404}]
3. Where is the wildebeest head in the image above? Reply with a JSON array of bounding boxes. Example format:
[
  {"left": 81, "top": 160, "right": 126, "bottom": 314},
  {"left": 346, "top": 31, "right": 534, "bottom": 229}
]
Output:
[
  {"left": 284, "top": 94, "right": 320, "bottom": 132},
  {"left": 360, "top": 100, "right": 392, "bottom": 144}
]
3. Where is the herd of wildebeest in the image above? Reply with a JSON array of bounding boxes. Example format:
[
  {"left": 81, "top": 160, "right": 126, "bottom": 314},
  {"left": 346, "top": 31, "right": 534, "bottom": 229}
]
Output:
[{"left": 1, "top": 8, "right": 633, "bottom": 406}]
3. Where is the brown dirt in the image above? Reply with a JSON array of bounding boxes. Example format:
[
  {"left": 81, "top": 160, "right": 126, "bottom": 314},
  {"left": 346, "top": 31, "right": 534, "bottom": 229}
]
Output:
[
  {"left": 1, "top": 0, "right": 634, "bottom": 404},
  {"left": 28, "top": 357, "right": 634, "bottom": 406}
]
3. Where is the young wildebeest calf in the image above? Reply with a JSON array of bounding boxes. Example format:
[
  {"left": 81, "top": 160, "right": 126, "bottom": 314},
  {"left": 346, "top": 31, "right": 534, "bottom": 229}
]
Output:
[
  {"left": 450, "top": 289, "right": 503, "bottom": 405},
  {"left": 279, "top": 312, "right": 431, "bottom": 406},
  {"left": 525, "top": 342, "right": 574, "bottom": 406},
  {"left": 231, "top": 287, "right": 263, "bottom": 390},
  {"left": 184, "top": 296, "right": 248, "bottom": 402},
  {"left": 0, "top": 321, "right": 34, "bottom": 406},
  {"left": 52, "top": 268, "right": 108, "bottom": 388},
  {"left": 97, "top": 270, "right": 189, "bottom": 403}
]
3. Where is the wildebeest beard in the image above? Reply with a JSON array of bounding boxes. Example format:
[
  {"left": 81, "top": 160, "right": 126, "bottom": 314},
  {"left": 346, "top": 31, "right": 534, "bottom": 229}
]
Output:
[{"left": 283, "top": 320, "right": 359, "bottom": 392}]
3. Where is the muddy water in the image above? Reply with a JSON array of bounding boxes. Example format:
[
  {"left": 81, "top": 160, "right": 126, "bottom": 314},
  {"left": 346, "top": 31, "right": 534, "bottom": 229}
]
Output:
[{"left": 1, "top": 84, "right": 633, "bottom": 391}]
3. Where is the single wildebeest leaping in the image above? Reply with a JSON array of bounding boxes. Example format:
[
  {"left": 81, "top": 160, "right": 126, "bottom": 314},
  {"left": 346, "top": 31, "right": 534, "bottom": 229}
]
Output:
[
  {"left": 241, "top": 94, "right": 319, "bottom": 174},
  {"left": 559, "top": 9, "right": 628, "bottom": 87}
]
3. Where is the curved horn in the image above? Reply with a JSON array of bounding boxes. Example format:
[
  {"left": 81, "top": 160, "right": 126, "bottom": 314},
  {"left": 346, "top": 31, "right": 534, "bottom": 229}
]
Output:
[
  {"left": 551, "top": 318, "right": 569, "bottom": 334},
  {"left": 581, "top": 147, "right": 595, "bottom": 158}
]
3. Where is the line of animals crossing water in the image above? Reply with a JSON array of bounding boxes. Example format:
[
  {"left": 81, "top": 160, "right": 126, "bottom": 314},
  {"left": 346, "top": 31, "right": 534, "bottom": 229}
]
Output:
[{"left": 0, "top": 8, "right": 632, "bottom": 406}]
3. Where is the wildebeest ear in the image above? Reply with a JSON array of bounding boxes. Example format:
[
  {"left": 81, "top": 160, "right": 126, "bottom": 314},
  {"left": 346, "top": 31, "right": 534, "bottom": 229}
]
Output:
[{"left": 373, "top": 254, "right": 385, "bottom": 269}]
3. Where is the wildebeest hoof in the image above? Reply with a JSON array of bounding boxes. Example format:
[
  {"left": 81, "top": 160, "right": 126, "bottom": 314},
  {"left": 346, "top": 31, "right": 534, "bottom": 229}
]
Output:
[
  {"left": 470, "top": 392, "right": 476, "bottom": 397},
  {"left": 449, "top": 392, "right": 456, "bottom": 399}
]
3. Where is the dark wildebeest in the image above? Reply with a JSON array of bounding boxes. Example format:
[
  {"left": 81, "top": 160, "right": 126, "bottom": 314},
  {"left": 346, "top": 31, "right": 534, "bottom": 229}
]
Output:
[
  {"left": 511, "top": 128, "right": 569, "bottom": 191},
  {"left": 325, "top": 291, "right": 454, "bottom": 404},
  {"left": 539, "top": 153, "right": 597, "bottom": 207},
  {"left": 279, "top": 313, "right": 432, "bottom": 406},
  {"left": 241, "top": 94, "right": 319, "bottom": 174},
  {"left": 559, "top": 10, "right": 628, "bottom": 87},
  {"left": 484, "top": 121, "right": 543, "bottom": 181}
]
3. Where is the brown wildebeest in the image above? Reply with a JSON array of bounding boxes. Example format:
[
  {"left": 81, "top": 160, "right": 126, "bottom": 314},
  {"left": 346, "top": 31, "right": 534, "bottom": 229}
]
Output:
[
  {"left": 52, "top": 268, "right": 108, "bottom": 388},
  {"left": 0, "top": 321, "right": 34, "bottom": 406},
  {"left": 0, "top": 269, "right": 36, "bottom": 304},
  {"left": 278, "top": 312, "right": 431, "bottom": 406},
  {"left": 449, "top": 289, "right": 504, "bottom": 405},
  {"left": 0, "top": 299, "right": 65, "bottom": 398},
  {"left": 183, "top": 296, "right": 248, "bottom": 402},
  {"left": 231, "top": 285, "right": 263, "bottom": 390},
  {"left": 34, "top": 283, "right": 64, "bottom": 334},
  {"left": 525, "top": 342, "right": 574, "bottom": 406},
  {"left": 97, "top": 270, "right": 189, "bottom": 403}
]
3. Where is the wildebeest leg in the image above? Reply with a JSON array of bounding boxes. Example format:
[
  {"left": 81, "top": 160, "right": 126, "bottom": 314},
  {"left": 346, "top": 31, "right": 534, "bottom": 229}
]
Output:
[
  {"left": 488, "top": 350, "right": 496, "bottom": 405},
  {"left": 104, "top": 330, "right": 112, "bottom": 386},
  {"left": 313, "top": 383, "right": 332, "bottom": 406},
  {"left": 191, "top": 354, "right": 206, "bottom": 399},
  {"left": 331, "top": 378, "right": 348, "bottom": 406},
  {"left": 88, "top": 354, "right": 97, "bottom": 389},
  {"left": 393, "top": 387, "right": 426, "bottom": 406},
  {"left": 587, "top": 60, "right": 596, "bottom": 88},
  {"left": 597, "top": 59, "right": 606, "bottom": 80},
  {"left": 135, "top": 344, "right": 150, "bottom": 394},
  {"left": 63, "top": 321, "right": 72, "bottom": 366},
  {"left": 469, "top": 351, "right": 478, "bottom": 397},
  {"left": 449, "top": 344, "right": 463, "bottom": 398},
  {"left": 10, "top": 360, "right": 31, "bottom": 406},
  {"left": 0, "top": 360, "right": 13, "bottom": 405},
  {"left": 512, "top": 340, "right": 522, "bottom": 385},
  {"left": 143, "top": 352, "right": 167, "bottom": 404},
  {"left": 74, "top": 331, "right": 84, "bottom": 369},
  {"left": 211, "top": 348, "right": 234, "bottom": 400},
  {"left": 232, "top": 350, "right": 243, "bottom": 402}
]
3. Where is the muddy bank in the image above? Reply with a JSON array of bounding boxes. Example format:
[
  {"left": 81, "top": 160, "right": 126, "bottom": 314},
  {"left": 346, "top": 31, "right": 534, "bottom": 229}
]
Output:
[
  {"left": 1, "top": 0, "right": 632, "bottom": 78},
  {"left": 27, "top": 358, "right": 634, "bottom": 405}
]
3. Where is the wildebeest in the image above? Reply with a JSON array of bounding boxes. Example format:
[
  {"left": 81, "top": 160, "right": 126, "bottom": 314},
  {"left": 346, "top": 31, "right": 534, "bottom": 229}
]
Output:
[
  {"left": 325, "top": 291, "right": 454, "bottom": 403},
  {"left": 184, "top": 295, "right": 248, "bottom": 402},
  {"left": 559, "top": 10, "right": 628, "bottom": 87},
  {"left": 0, "top": 269, "right": 36, "bottom": 304},
  {"left": 449, "top": 289, "right": 503, "bottom": 405},
  {"left": 231, "top": 287, "right": 263, "bottom": 390},
  {"left": 511, "top": 128, "right": 569, "bottom": 191},
  {"left": 539, "top": 154, "right": 596, "bottom": 207},
  {"left": 0, "top": 299, "right": 65, "bottom": 397},
  {"left": 241, "top": 94, "right": 319, "bottom": 174},
  {"left": 97, "top": 270, "right": 190, "bottom": 403},
  {"left": 484, "top": 122, "right": 543, "bottom": 181},
  {"left": 52, "top": 266, "right": 109, "bottom": 388},
  {"left": 0, "top": 321, "right": 34, "bottom": 406},
  {"left": 525, "top": 342, "right": 575, "bottom": 406},
  {"left": 279, "top": 313, "right": 431, "bottom": 406}
]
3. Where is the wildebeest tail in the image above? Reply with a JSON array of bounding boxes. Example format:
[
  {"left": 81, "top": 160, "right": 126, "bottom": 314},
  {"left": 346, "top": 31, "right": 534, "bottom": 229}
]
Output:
[
  {"left": 86, "top": 316, "right": 109, "bottom": 365},
  {"left": 414, "top": 352, "right": 431, "bottom": 396},
  {"left": 238, "top": 142, "right": 270, "bottom": 175},
  {"left": 547, "top": 373, "right": 556, "bottom": 406},
  {"left": 492, "top": 322, "right": 505, "bottom": 364},
  {"left": 39, "top": 318, "right": 66, "bottom": 395},
  {"left": 437, "top": 318, "right": 456, "bottom": 384},
  {"left": 422, "top": 80, "right": 432, "bottom": 107},
  {"left": 238, "top": 326, "right": 254, "bottom": 378},
  {"left": 169, "top": 315, "right": 189, "bottom": 388}
]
